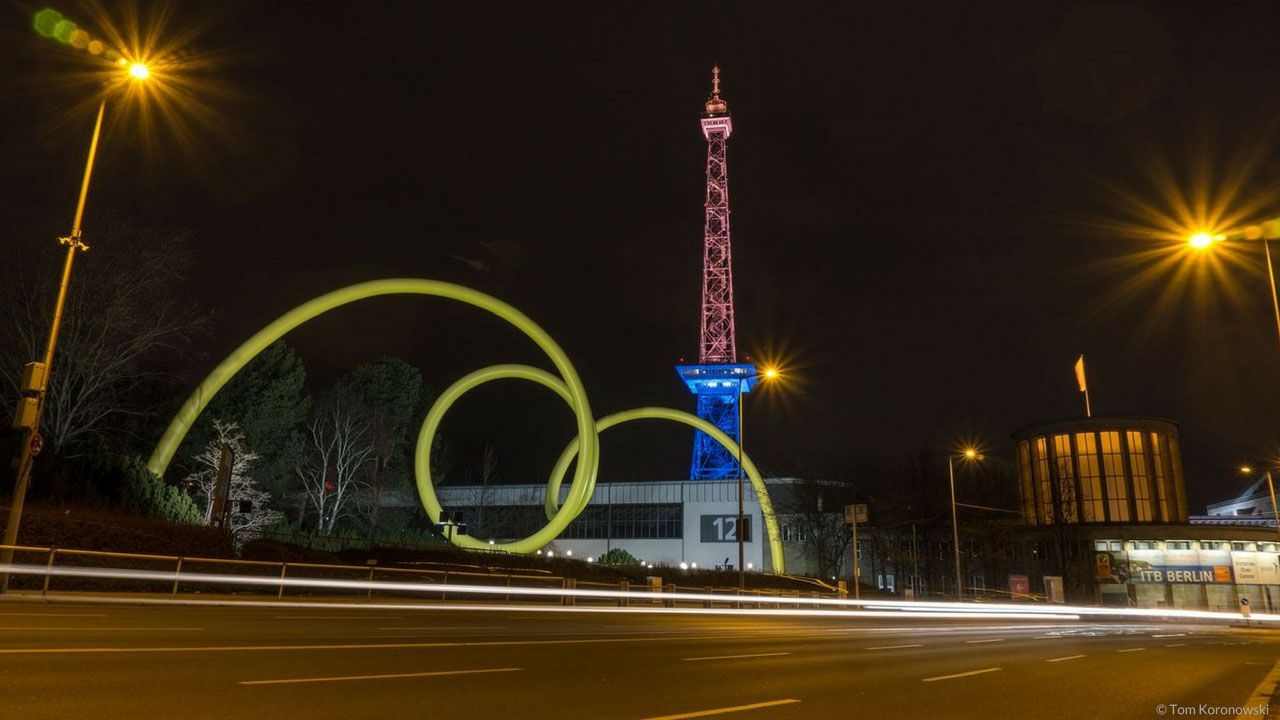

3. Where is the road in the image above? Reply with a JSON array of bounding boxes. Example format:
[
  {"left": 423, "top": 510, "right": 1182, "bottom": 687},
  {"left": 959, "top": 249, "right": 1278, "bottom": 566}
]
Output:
[{"left": 0, "top": 596, "right": 1276, "bottom": 719}]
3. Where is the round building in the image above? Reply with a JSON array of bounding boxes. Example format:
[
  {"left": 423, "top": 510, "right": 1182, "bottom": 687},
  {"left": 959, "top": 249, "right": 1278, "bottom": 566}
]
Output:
[{"left": 1012, "top": 416, "right": 1189, "bottom": 526}]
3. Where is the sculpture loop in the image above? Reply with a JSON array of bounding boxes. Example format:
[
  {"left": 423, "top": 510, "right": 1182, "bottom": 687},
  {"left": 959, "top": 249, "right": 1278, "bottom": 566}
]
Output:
[{"left": 147, "top": 279, "right": 784, "bottom": 571}]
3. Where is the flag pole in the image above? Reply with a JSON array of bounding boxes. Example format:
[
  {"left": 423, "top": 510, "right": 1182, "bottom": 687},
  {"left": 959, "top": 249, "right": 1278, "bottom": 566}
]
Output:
[{"left": 1075, "top": 354, "right": 1092, "bottom": 418}]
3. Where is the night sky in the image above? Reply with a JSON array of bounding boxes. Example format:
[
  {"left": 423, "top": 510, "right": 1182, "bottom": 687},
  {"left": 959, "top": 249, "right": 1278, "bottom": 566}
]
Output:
[{"left": 7, "top": 2, "right": 1280, "bottom": 512}]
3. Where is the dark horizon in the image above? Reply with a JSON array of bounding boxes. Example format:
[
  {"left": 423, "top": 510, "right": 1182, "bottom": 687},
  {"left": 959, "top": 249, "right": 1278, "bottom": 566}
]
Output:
[{"left": 7, "top": 1, "right": 1280, "bottom": 512}]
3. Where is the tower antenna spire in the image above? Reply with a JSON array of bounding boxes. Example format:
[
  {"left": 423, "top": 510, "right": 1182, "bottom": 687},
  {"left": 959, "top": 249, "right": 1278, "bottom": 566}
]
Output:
[{"left": 705, "top": 65, "right": 728, "bottom": 115}]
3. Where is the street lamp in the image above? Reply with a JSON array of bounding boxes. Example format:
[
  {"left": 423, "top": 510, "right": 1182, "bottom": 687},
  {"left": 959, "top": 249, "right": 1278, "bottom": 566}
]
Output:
[
  {"left": 735, "top": 365, "right": 780, "bottom": 590},
  {"left": 1186, "top": 221, "right": 1280, "bottom": 363},
  {"left": 2, "top": 60, "right": 152, "bottom": 588},
  {"left": 948, "top": 447, "right": 984, "bottom": 601},
  {"left": 1238, "top": 465, "right": 1280, "bottom": 546}
]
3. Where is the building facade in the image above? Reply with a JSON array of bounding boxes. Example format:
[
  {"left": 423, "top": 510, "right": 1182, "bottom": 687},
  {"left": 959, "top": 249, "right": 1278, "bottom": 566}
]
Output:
[
  {"left": 1013, "top": 416, "right": 1189, "bottom": 526},
  {"left": 424, "top": 479, "right": 802, "bottom": 573}
]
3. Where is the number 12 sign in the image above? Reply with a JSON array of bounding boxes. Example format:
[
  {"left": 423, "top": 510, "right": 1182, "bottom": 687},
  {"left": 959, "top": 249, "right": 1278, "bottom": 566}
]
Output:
[{"left": 700, "top": 514, "right": 752, "bottom": 542}]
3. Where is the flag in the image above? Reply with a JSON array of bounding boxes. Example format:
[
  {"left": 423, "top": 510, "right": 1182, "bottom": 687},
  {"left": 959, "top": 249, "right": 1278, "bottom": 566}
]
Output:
[{"left": 1074, "top": 355, "right": 1087, "bottom": 393}]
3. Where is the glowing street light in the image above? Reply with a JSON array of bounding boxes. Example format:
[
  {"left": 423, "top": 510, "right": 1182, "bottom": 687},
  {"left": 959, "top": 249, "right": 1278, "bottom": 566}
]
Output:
[
  {"left": 3, "top": 53, "right": 154, "bottom": 590},
  {"left": 948, "top": 447, "right": 985, "bottom": 601},
  {"left": 733, "top": 364, "right": 783, "bottom": 591},
  {"left": 1188, "top": 231, "right": 1217, "bottom": 249},
  {"left": 1238, "top": 465, "right": 1280, "bottom": 546},
  {"left": 1186, "top": 222, "right": 1280, "bottom": 365}
]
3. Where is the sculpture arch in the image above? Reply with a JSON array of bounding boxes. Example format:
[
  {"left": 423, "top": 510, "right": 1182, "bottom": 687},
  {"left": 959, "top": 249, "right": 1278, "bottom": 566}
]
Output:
[{"left": 147, "top": 279, "right": 784, "bottom": 571}]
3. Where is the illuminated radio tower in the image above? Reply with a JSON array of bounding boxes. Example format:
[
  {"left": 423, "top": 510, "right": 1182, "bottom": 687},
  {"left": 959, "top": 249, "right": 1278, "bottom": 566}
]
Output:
[{"left": 676, "top": 66, "right": 757, "bottom": 480}]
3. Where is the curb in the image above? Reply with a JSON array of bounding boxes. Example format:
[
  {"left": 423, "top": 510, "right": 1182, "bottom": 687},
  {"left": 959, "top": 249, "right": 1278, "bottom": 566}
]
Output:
[{"left": 1237, "top": 658, "right": 1280, "bottom": 720}]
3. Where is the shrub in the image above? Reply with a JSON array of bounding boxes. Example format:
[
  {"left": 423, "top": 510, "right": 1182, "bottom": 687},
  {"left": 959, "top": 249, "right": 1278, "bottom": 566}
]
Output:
[
  {"left": 116, "top": 456, "right": 201, "bottom": 524},
  {"left": 597, "top": 547, "right": 641, "bottom": 567}
]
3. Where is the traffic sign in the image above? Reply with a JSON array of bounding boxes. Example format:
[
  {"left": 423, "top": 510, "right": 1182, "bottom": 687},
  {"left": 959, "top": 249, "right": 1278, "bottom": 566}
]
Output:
[{"left": 28, "top": 432, "right": 44, "bottom": 457}]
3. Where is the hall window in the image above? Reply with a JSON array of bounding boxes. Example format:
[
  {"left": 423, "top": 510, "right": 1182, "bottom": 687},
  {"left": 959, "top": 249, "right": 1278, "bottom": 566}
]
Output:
[
  {"left": 1052, "top": 434, "right": 1077, "bottom": 522},
  {"left": 1034, "top": 437, "right": 1053, "bottom": 524},
  {"left": 1097, "top": 431, "right": 1129, "bottom": 521},
  {"left": 1018, "top": 441, "right": 1036, "bottom": 524},
  {"left": 1074, "top": 433, "right": 1104, "bottom": 521},
  {"left": 1147, "top": 432, "right": 1170, "bottom": 522}
]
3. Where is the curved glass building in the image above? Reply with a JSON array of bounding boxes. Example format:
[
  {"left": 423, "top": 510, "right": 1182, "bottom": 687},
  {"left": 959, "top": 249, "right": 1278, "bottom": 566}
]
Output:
[{"left": 1013, "top": 416, "right": 1188, "bottom": 525}]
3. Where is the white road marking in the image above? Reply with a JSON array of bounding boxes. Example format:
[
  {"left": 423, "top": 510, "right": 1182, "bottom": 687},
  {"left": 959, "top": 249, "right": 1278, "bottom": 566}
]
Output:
[
  {"left": 0, "top": 622, "right": 200, "bottom": 627},
  {"left": 1151, "top": 633, "right": 1184, "bottom": 638},
  {"left": 1117, "top": 648, "right": 1145, "bottom": 653},
  {"left": 921, "top": 667, "right": 1002, "bottom": 682},
  {"left": 1045, "top": 655, "right": 1086, "bottom": 663},
  {"left": 377, "top": 626, "right": 507, "bottom": 631},
  {"left": 275, "top": 616, "right": 403, "bottom": 620},
  {"left": 866, "top": 643, "right": 924, "bottom": 650},
  {"left": 965, "top": 638, "right": 1004, "bottom": 644},
  {"left": 639, "top": 699, "right": 801, "bottom": 720},
  {"left": 683, "top": 652, "right": 791, "bottom": 662},
  {"left": 240, "top": 667, "right": 521, "bottom": 686},
  {"left": 1165, "top": 643, "right": 1187, "bottom": 647},
  {"left": 0, "top": 613, "right": 106, "bottom": 617}
]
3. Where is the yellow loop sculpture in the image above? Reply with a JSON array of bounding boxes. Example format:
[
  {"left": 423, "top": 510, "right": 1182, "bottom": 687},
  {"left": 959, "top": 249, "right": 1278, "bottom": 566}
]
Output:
[{"left": 147, "top": 279, "right": 785, "bottom": 572}]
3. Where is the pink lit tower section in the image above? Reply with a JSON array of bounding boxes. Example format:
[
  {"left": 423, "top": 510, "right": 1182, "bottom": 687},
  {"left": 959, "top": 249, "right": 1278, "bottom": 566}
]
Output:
[{"left": 676, "top": 66, "right": 758, "bottom": 480}]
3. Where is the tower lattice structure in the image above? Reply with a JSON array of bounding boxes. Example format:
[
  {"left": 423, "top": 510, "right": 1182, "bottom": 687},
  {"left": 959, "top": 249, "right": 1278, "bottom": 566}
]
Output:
[{"left": 676, "top": 66, "right": 757, "bottom": 480}]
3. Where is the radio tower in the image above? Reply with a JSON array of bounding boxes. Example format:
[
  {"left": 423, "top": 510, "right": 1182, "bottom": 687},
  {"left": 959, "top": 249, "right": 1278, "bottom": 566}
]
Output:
[{"left": 676, "top": 66, "right": 757, "bottom": 480}]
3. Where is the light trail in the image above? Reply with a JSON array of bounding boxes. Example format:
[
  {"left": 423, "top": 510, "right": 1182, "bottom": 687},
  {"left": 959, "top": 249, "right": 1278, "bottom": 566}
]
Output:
[{"left": 2, "top": 562, "right": 1265, "bottom": 624}]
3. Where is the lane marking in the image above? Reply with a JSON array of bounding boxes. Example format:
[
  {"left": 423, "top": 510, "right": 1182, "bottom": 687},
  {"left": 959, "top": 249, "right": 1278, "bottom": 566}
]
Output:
[
  {"left": 240, "top": 667, "right": 521, "bottom": 686},
  {"left": 638, "top": 699, "right": 801, "bottom": 720},
  {"left": 378, "top": 626, "right": 507, "bottom": 631},
  {"left": 0, "top": 613, "right": 106, "bottom": 617},
  {"left": 965, "top": 638, "right": 1004, "bottom": 644},
  {"left": 1151, "top": 633, "right": 1184, "bottom": 638},
  {"left": 683, "top": 652, "right": 792, "bottom": 662},
  {"left": 275, "top": 616, "right": 404, "bottom": 620},
  {"left": 1165, "top": 643, "right": 1186, "bottom": 647},
  {"left": 1116, "top": 648, "right": 1145, "bottom": 653},
  {"left": 1045, "top": 655, "right": 1086, "bottom": 663},
  {"left": 0, "top": 622, "right": 199, "bottom": 627},
  {"left": 866, "top": 643, "right": 923, "bottom": 650},
  {"left": 922, "top": 667, "right": 1002, "bottom": 682}
]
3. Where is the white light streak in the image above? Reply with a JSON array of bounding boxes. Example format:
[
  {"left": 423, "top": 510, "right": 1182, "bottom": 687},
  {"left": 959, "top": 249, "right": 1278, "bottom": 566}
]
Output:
[{"left": 1, "top": 562, "right": 1267, "bottom": 625}]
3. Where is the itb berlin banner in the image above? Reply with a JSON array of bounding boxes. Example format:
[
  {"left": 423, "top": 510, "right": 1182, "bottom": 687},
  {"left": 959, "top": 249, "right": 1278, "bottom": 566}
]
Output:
[{"left": 1096, "top": 549, "right": 1233, "bottom": 584}]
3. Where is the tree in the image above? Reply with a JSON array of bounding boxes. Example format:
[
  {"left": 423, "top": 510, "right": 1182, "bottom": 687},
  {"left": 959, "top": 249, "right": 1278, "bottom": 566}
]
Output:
[
  {"left": 183, "top": 421, "right": 282, "bottom": 544},
  {"left": 0, "top": 221, "right": 205, "bottom": 458},
  {"left": 456, "top": 443, "right": 528, "bottom": 540},
  {"left": 295, "top": 391, "right": 375, "bottom": 533},
  {"left": 777, "top": 477, "right": 855, "bottom": 581},
  {"left": 177, "top": 341, "right": 308, "bottom": 496},
  {"left": 339, "top": 358, "right": 422, "bottom": 530}
]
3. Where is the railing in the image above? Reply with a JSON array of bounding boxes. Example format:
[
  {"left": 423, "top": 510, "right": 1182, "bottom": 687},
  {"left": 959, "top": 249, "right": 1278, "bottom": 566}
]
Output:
[{"left": 0, "top": 544, "right": 842, "bottom": 608}]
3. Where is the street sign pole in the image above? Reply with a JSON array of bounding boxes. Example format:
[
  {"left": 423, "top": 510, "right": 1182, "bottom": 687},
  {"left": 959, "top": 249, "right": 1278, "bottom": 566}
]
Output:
[{"left": 845, "top": 503, "right": 868, "bottom": 600}]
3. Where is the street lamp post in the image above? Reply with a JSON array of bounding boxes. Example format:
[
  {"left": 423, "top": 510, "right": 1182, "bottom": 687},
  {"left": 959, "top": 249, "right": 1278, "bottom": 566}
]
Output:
[
  {"left": 947, "top": 448, "right": 982, "bottom": 601},
  {"left": 735, "top": 366, "right": 778, "bottom": 591},
  {"left": 1238, "top": 466, "right": 1280, "bottom": 546},
  {"left": 1190, "top": 224, "right": 1280, "bottom": 362},
  {"left": 3, "top": 65, "right": 150, "bottom": 590}
]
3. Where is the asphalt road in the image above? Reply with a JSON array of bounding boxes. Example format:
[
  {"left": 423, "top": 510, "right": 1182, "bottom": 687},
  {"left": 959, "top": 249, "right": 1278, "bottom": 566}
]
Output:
[{"left": 0, "top": 597, "right": 1276, "bottom": 719}]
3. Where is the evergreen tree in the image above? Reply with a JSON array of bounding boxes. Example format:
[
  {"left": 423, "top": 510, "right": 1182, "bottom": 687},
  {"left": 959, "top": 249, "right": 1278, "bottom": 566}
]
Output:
[{"left": 177, "top": 341, "right": 308, "bottom": 497}]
